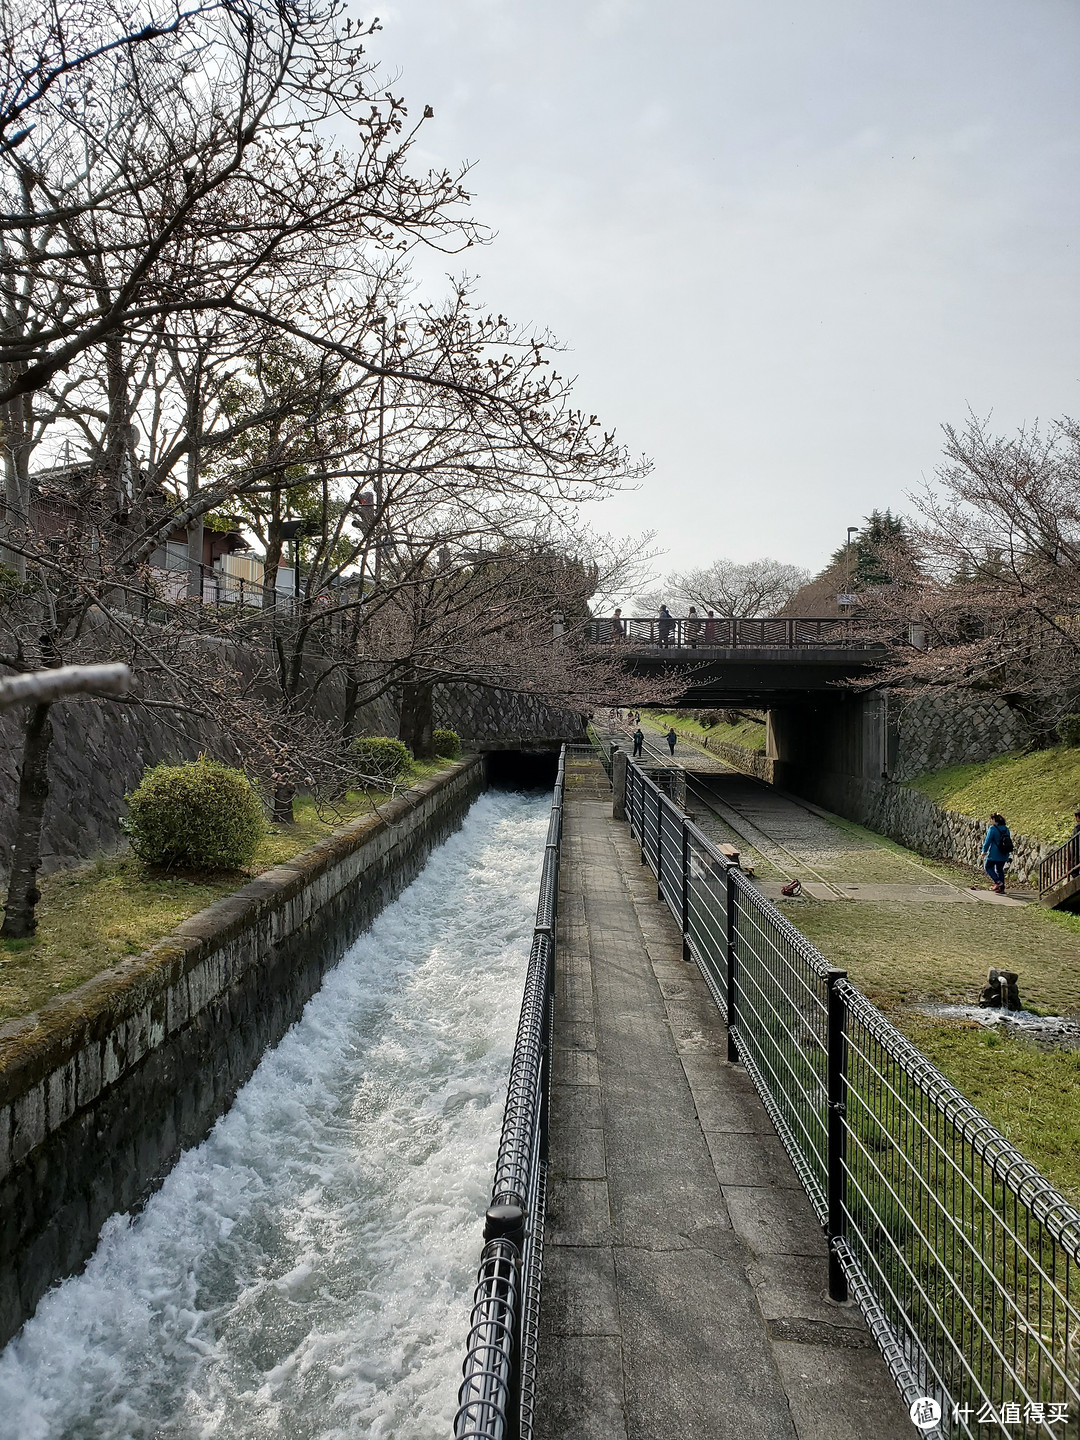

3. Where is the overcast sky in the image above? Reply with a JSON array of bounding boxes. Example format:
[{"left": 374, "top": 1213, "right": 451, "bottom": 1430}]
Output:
[{"left": 375, "top": 0, "right": 1080, "bottom": 576}]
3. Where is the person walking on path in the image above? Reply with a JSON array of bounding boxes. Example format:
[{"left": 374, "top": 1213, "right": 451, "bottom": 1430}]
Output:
[
  {"left": 666, "top": 727, "right": 677, "bottom": 757},
  {"left": 981, "top": 812, "right": 1012, "bottom": 894},
  {"left": 632, "top": 727, "right": 644, "bottom": 757},
  {"left": 610, "top": 607, "right": 624, "bottom": 642},
  {"left": 686, "top": 606, "right": 701, "bottom": 647}
]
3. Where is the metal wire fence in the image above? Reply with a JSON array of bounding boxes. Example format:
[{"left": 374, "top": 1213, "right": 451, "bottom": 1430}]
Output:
[
  {"left": 621, "top": 751, "right": 1080, "bottom": 1439},
  {"left": 453, "top": 747, "right": 565, "bottom": 1440}
]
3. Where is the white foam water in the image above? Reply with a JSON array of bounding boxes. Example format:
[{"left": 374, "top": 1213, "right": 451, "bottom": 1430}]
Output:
[{"left": 0, "top": 790, "right": 550, "bottom": 1440}]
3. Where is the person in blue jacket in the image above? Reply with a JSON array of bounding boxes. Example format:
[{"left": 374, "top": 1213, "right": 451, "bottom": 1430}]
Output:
[{"left": 981, "top": 812, "right": 1012, "bottom": 894}]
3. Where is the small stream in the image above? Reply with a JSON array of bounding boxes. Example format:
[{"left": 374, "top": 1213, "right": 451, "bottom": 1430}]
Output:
[{"left": 0, "top": 790, "right": 550, "bottom": 1440}]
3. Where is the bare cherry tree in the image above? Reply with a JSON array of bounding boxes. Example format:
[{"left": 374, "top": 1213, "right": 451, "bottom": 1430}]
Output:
[
  {"left": 854, "top": 413, "right": 1080, "bottom": 734},
  {"left": 636, "top": 557, "right": 810, "bottom": 618}
]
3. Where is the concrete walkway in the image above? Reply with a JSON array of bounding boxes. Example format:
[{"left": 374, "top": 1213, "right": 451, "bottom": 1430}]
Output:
[{"left": 536, "top": 755, "right": 914, "bottom": 1440}]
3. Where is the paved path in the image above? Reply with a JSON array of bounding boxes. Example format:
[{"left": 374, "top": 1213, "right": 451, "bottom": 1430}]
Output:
[{"left": 536, "top": 755, "right": 914, "bottom": 1440}]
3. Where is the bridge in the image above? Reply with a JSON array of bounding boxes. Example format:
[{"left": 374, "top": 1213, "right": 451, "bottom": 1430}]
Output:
[{"left": 584, "top": 615, "right": 887, "bottom": 706}]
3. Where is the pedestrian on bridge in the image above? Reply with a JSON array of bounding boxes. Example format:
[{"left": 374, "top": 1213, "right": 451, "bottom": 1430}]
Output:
[
  {"left": 981, "top": 813, "right": 1012, "bottom": 894},
  {"left": 632, "top": 727, "right": 644, "bottom": 757},
  {"left": 686, "top": 607, "right": 702, "bottom": 647},
  {"left": 666, "top": 727, "right": 677, "bottom": 757},
  {"left": 658, "top": 604, "right": 674, "bottom": 646}
]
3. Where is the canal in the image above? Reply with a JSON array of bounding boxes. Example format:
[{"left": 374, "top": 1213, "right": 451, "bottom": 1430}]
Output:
[{"left": 0, "top": 790, "right": 550, "bottom": 1440}]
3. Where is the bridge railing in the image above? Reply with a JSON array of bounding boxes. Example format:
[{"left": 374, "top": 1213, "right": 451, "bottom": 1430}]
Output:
[
  {"left": 1038, "top": 833, "right": 1080, "bottom": 898},
  {"left": 622, "top": 753, "right": 1080, "bottom": 1439},
  {"left": 585, "top": 615, "right": 881, "bottom": 649},
  {"left": 453, "top": 746, "right": 565, "bottom": 1440}
]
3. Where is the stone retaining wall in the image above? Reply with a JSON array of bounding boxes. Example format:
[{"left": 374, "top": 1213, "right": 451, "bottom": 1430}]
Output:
[
  {"left": 0, "top": 663, "right": 397, "bottom": 882},
  {"left": 705, "top": 738, "right": 772, "bottom": 784},
  {"left": 891, "top": 691, "right": 1031, "bottom": 782},
  {"left": 799, "top": 771, "right": 1049, "bottom": 887},
  {"left": 437, "top": 682, "right": 583, "bottom": 749},
  {"left": 0, "top": 757, "right": 484, "bottom": 1346},
  {"left": 1, "top": 672, "right": 572, "bottom": 883}
]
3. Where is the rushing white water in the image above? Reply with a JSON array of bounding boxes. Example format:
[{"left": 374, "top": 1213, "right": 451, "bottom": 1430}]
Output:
[{"left": 0, "top": 791, "right": 549, "bottom": 1440}]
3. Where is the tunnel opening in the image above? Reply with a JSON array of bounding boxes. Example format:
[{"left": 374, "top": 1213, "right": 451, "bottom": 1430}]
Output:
[{"left": 484, "top": 748, "right": 561, "bottom": 790}]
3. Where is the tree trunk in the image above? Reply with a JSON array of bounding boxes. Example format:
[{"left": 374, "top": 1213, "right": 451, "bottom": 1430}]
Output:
[
  {"left": 262, "top": 488, "right": 286, "bottom": 608},
  {"left": 2, "top": 381, "right": 32, "bottom": 580},
  {"left": 272, "top": 781, "right": 295, "bottom": 824},
  {"left": 399, "top": 678, "right": 434, "bottom": 761},
  {"left": 186, "top": 516, "right": 204, "bottom": 600},
  {"left": 1, "top": 703, "right": 54, "bottom": 938}
]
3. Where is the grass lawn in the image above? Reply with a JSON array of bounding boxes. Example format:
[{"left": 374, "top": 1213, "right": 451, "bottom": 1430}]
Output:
[
  {"left": 645, "top": 711, "right": 767, "bottom": 753},
  {"left": 907, "top": 744, "right": 1080, "bottom": 843},
  {"left": 901, "top": 1018, "right": 1080, "bottom": 1207},
  {"left": 787, "top": 896, "right": 1080, "bottom": 1015},
  {"left": 785, "top": 890, "right": 1080, "bottom": 1202},
  {"left": 0, "top": 759, "right": 454, "bottom": 1023}
]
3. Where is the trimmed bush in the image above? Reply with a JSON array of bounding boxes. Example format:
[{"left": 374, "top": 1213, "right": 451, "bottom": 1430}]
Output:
[
  {"left": 350, "top": 736, "right": 412, "bottom": 787},
  {"left": 123, "top": 758, "right": 266, "bottom": 871},
  {"left": 433, "top": 727, "right": 461, "bottom": 759}
]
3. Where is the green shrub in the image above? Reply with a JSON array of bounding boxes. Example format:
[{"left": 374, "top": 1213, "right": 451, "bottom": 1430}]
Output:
[
  {"left": 350, "top": 736, "right": 412, "bottom": 787},
  {"left": 1058, "top": 714, "right": 1080, "bottom": 747},
  {"left": 433, "top": 727, "right": 461, "bottom": 759},
  {"left": 123, "top": 758, "right": 266, "bottom": 871}
]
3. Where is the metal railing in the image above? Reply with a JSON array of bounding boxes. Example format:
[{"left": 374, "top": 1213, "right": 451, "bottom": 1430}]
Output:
[
  {"left": 585, "top": 615, "right": 882, "bottom": 649},
  {"left": 454, "top": 746, "right": 565, "bottom": 1440},
  {"left": 1039, "top": 834, "right": 1080, "bottom": 898},
  {"left": 622, "top": 752, "right": 1080, "bottom": 1438}
]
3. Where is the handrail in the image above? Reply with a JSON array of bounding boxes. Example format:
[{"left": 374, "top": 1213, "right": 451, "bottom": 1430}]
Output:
[
  {"left": 584, "top": 615, "right": 885, "bottom": 651},
  {"left": 618, "top": 748, "right": 1080, "bottom": 1437},
  {"left": 453, "top": 745, "right": 565, "bottom": 1440},
  {"left": 1038, "top": 831, "right": 1080, "bottom": 896}
]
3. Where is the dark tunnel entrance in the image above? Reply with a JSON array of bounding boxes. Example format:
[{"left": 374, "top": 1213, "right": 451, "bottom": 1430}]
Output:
[{"left": 484, "top": 749, "right": 562, "bottom": 790}]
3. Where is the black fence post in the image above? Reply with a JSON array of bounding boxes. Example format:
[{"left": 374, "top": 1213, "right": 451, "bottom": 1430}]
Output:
[
  {"left": 725, "top": 866, "right": 739, "bottom": 1063},
  {"left": 656, "top": 795, "right": 664, "bottom": 900},
  {"left": 826, "top": 967, "right": 849, "bottom": 1303},
  {"left": 681, "top": 818, "right": 691, "bottom": 962}
]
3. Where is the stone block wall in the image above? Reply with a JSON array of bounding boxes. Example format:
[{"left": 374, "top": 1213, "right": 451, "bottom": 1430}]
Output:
[
  {"left": 705, "top": 739, "right": 773, "bottom": 784},
  {"left": 890, "top": 692, "right": 1031, "bottom": 782},
  {"left": 802, "top": 772, "right": 1049, "bottom": 886},
  {"left": 1, "top": 669, "right": 569, "bottom": 883},
  {"left": 0, "top": 758, "right": 484, "bottom": 1346},
  {"left": 435, "top": 682, "right": 584, "bottom": 749},
  {"left": 0, "top": 666, "right": 397, "bottom": 883}
]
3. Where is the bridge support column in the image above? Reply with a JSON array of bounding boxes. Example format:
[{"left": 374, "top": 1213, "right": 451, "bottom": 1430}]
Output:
[{"left": 765, "top": 707, "right": 799, "bottom": 790}]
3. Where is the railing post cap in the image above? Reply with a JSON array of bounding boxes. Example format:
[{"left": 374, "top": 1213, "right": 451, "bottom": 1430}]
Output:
[{"left": 484, "top": 1202, "right": 526, "bottom": 1243}]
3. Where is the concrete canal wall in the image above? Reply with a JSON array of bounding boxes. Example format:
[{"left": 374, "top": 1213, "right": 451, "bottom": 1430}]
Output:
[{"left": 0, "top": 758, "right": 485, "bottom": 1346}]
